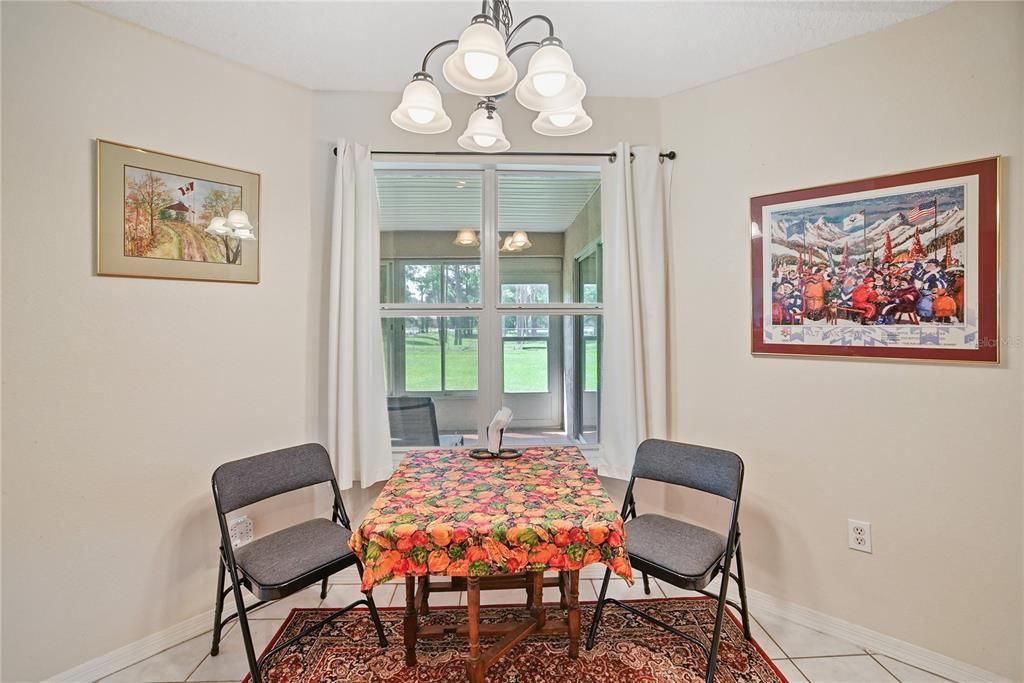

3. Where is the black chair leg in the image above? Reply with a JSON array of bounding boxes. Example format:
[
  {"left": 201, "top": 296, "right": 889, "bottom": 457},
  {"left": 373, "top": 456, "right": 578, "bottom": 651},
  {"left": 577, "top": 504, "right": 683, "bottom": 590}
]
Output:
[
  {"left": 642, "top": 571, "right": 652, "bottom": 595},
  {"left": 354, "top": 560, "right": 388, "bottom": 647},
  {"left": 585, "top": 568, "right": 612, "bottom": 651},
  {"left": 320, "top": 576, "right": 329, "bottom": 600},
  {"left": 365, "top": 589, "right": 389, "bottom": 647},
  {"left": 210, "top": 558, "right": 227, "bottom": 656},
  {"left": 734, "top": 538, "right": 752, "bottom": 640},
  {"left": 227, "top": 570, "right": 261, "bottom": 683},
  {"left": 705, "top": 565, "right": 733, "bottom": 683}
]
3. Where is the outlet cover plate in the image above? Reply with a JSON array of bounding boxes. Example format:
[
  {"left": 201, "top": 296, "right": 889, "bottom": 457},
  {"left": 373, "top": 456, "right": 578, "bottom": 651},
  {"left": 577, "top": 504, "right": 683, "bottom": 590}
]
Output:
[
  {"left": 848, "top": 519, "right": 872, "bottom": 553},
  {"left": 228, "top": 515, "right": 254, "bottom": 548}
]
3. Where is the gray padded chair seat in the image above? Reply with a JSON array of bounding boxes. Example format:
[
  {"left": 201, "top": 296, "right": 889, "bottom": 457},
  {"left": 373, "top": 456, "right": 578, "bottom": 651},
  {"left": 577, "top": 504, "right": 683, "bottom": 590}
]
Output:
[
  {"left": 235, "top": 519, "right": 353, "bottom": 588},
  {"left": 626, "top": 513, "right": 726, "bottom": 584}
]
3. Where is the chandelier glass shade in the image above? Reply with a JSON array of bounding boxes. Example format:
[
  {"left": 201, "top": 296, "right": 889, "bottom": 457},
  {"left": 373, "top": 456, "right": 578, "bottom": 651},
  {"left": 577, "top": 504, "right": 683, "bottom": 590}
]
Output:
[
  {"left": 453, "top": 229, "right": 480, "bottom": 246},
  {"left": 500, "top": 230, "right": 533, "bottom": 252},
  {"left": 458, "top": 107, "right": 511, "bottom": 153},
  {"left": 442, "top": 20, "right": 519, "bottom": 97},
  {"left": 515, "top": 43, "right": 586, "bottom": 112},
  {"left": 532, "top": 103, "right": 592, "bottom": 136},
  {"left": 390, "top": 76, "right": 452, "bottom": 134},
  {"left": 206, "top": 210, "right": 256, "bottom": 240},
  {"left": 391, "top": 1, "right": 589, "bottom": 152}
]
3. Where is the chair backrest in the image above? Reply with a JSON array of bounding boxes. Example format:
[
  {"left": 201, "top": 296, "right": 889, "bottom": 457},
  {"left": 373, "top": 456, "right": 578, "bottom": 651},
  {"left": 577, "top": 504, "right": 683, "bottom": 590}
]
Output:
[
  {"left": 632, "top": 439, "right": 743, "bottom": 501},
  {"left": 387, "top": 396, "right": 440, "bottom": 447},
  {"left": 212, "top": 443, "right": 337, "bottom": 514}
]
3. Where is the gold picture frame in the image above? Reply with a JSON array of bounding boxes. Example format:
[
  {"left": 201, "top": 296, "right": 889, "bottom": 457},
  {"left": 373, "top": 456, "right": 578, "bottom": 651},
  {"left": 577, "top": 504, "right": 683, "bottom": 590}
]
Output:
[{"left": 96, "top": 139, "right": 261, "bottom": 283}]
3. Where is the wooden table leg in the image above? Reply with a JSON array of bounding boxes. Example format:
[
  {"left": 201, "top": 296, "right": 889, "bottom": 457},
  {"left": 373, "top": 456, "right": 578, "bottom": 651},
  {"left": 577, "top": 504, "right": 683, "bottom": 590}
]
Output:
[
  {"left": 558, "top": 571, "right": 568, "bottom": 609},
  {"left": 466, "top": 576, "right": 484, "bottom": 683},
  {"left": 566, "top": 569, "right": 580, "bottom": 659},
  {"left": 404, "top": 575, "right": 417, "bottom": 667},
  {"left": 418, "top": 575, "right": 431, "bottom": 616},
  {"left": 529, "top": 570, "right": 546, "bottom": 628}
]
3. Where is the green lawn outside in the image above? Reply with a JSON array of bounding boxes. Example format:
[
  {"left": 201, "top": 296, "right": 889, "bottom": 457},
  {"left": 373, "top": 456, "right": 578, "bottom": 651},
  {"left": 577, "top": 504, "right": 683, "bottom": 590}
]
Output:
[{"left": 403, "top": 332, "right": 599, "bottom": 394}]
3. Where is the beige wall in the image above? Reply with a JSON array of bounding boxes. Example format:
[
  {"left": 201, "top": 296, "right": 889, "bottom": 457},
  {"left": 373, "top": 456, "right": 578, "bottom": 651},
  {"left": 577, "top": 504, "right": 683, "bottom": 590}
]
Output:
[
  {"left": 658, "top": 3, "right": 1024, "bottom": 679},
  {"left": 1, "top": 3, "right": 316, "bottom": 680}
]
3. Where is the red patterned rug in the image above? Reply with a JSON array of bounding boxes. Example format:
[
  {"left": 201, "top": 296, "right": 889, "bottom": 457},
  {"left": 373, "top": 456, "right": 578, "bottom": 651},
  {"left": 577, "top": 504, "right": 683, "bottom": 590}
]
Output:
[{"left": 248, "top": 597, "right": 786, "bottom": 682}]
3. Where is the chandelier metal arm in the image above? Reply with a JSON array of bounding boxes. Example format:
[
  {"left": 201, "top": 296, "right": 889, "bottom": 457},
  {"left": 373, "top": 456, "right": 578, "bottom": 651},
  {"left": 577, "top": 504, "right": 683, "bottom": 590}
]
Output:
[
  {"left": 419, "top": 39, "right": 460, "bottom": 74},
  {"left": 506, "top": 40, "right": 541, "bottom": 58},
  {"left": 505, "top": 14, "right": 555, "bottom": 47}
]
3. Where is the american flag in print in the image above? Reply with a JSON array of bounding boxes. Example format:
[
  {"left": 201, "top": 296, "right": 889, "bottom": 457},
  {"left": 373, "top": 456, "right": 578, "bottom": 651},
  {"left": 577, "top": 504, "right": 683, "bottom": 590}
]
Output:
[{"left": 907, "top": 199, "right": 936, "bottom": 223}]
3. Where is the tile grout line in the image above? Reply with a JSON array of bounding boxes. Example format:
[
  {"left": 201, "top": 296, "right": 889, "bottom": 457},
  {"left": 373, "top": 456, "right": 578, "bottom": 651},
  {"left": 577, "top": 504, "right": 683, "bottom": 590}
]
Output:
[
  {"left": 869, "top": 652, "right": 905, "bottom": 683},
  {"left": 787, "top": 657, "right": 812, "bottom": 683},
  {"left": 789, "top": 653, "right": 883, "bottom": 661},
  {"left": 749, "top": 612, "right": 793, "bottom": 661},
  {"left": 876, "top": 652, "right": 958, "bottom": 683}
]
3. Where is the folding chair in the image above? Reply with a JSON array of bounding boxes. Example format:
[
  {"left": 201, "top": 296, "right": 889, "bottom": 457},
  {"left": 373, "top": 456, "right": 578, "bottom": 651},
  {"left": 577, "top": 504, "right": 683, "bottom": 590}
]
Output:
[
  {"left": 210, "top": 443, "right": 387, "bottom": 683},
  {"left": 586, "top": 439, "right": 751, "bottom": 683}
]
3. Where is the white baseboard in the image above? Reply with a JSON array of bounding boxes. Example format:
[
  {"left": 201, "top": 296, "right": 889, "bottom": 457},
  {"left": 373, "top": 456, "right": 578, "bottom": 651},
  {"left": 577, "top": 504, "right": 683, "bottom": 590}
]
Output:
[
  {"left": 745, "top": 589, "right": 1011, "bottom": 683},
  {"left": 45, "top": 588, "right": 1010, "bottom": 683},
  {"left": 44, "top": 594, "right": 258, "bottom": 683}
]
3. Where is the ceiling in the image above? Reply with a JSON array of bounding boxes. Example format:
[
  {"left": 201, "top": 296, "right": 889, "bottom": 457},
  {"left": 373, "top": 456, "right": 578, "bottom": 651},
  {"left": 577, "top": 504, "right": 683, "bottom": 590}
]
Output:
[
  {"left": 86, "top": 1, "right": 944, "bottom": 98},
  {"left": 376, "top": 171, "right": 601, "bottom": 232}
]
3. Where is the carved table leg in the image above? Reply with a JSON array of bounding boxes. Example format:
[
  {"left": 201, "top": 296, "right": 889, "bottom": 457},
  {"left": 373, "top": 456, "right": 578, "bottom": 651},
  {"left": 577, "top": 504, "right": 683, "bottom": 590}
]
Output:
[
  {"left": 524, "top": 571, "right": 535, "bottom": 610},
  {"left": 566, "top": 569, "right": 580, "bottom": 658},
  {"left": 558, "top": 571, "right": 568, "bottom": 609},
  {"left": 404, "top": 575, "right": 417, "bottom": 667},
  {"left": 466, "top": 576, "right": 484, "bottom": 683}
]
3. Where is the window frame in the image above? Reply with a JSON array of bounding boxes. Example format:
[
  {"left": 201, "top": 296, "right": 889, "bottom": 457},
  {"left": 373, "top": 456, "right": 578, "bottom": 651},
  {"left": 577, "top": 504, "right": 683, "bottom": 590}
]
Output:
[{"left": 377, "top": 165, "right": 603, "bottom": 458}]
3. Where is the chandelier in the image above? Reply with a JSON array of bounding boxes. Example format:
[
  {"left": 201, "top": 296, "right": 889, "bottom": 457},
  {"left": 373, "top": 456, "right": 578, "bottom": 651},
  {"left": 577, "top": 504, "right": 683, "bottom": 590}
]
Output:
[{"left": 390, "top": 0, "right": 591, "bottom": 152}]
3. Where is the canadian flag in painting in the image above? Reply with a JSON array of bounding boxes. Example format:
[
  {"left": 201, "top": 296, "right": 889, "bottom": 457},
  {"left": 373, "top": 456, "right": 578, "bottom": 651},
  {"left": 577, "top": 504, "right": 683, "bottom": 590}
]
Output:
[
  {"left": 842, "top": 210, "right": 865, "bottom": 231},
  {"left": 178, "top": 180, "right": 195, "bottom": 196}
]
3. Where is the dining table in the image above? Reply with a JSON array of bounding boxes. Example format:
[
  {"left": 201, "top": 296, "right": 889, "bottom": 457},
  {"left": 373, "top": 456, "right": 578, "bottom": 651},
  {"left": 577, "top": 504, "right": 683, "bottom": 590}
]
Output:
[{"left": 349, "top": 445, "right": 633, "bottom": 683}]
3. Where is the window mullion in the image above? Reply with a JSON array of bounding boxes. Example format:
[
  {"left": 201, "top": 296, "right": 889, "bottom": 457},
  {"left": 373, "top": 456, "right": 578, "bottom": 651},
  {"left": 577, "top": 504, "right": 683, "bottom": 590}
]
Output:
[{"left": 478, "top": 168, "right": 500, "bottom": 435}]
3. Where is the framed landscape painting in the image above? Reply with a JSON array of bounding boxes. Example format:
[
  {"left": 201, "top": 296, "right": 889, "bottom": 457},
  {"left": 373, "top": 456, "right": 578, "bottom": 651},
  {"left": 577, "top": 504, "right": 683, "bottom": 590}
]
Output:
[
  {"left": 97, "top": 139, "right": 260, "bottom": 283},
  {"left": 751, "top": 157, "right": 999, "bottom": 363}
]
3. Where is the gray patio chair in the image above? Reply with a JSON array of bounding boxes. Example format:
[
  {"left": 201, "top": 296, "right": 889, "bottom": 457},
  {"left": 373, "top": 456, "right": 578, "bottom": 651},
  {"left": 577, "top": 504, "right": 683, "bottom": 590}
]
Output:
[{"left": 387, "top": 396, "right": 464, "bottom": 447}]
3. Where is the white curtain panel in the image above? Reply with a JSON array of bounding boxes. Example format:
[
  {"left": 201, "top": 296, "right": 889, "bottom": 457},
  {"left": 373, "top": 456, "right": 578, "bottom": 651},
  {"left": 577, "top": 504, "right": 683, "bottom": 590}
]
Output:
[
  {"left": 599, "top": 143, "right": 673, "bottom": 479},
  {"left": 327, "top": 139, "right": 393, "bottom": 489}
]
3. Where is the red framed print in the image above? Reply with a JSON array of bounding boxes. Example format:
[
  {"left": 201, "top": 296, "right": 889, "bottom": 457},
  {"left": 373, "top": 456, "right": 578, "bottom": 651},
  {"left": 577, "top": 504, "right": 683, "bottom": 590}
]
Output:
[{"left": 751, "top": 158, "right": 999, "bottom": 363}]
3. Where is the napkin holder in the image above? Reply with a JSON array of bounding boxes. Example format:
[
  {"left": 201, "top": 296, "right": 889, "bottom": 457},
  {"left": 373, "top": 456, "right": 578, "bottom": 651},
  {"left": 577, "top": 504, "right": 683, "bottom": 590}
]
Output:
[{"left": 469, "top": 426, "right": 522, "bottom": 460}]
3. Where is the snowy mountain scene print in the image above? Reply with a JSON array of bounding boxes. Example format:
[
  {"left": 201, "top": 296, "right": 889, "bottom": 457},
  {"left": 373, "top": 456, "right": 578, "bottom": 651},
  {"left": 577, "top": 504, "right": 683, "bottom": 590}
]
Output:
[{"left": 750, "top": 158, "right": 999, "bottom": 363}]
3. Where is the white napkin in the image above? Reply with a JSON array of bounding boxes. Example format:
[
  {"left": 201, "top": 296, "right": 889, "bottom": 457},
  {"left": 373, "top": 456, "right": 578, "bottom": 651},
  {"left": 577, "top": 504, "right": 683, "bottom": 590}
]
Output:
[{"left": 488, "top": 407, "right": 513, "bottom": 453}]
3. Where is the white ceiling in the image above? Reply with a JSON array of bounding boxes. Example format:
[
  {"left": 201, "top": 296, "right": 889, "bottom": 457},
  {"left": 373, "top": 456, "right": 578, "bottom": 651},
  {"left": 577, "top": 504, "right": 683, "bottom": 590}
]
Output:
[
  {"left": 376, "top": 170, "right": 601, "bottom": 232},
  {"left": 86, "top": 1, "right": 944, "bottom": 98}
]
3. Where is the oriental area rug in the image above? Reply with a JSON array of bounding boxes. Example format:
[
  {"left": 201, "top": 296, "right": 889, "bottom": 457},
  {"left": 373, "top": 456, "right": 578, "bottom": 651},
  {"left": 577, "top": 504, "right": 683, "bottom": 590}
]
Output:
[{"left": 247, "top": 597, "right": 787, "bottom": 683}]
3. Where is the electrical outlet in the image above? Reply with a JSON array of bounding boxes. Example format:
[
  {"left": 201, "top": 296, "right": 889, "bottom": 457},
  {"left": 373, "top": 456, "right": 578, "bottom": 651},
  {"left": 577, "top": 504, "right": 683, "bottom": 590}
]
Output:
[
  {"left": 228, "top": 515, "right": 253, "bottom": 548},
  {"left": 848, "top": 519, "right": 872, "bottom": 553}
]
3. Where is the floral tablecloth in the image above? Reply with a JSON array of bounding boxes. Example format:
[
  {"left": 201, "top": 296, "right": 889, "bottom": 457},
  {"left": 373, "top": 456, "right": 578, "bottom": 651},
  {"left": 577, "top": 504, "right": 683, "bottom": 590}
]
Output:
[{"left": 349, "top": 446, "right": 633, "bottom": 590}]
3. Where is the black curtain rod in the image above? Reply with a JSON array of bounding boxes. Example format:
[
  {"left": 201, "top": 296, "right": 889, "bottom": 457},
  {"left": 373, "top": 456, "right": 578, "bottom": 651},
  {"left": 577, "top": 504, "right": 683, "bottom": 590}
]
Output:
[{"left": 332, "top": 147, "right": 676, "bottom": 163}]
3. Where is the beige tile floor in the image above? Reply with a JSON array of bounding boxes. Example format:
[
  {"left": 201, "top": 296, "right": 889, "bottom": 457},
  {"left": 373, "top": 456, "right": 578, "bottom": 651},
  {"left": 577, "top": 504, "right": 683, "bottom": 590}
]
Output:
[{"left": 98, "top": 567, "right": 954, "bottom": 683}]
